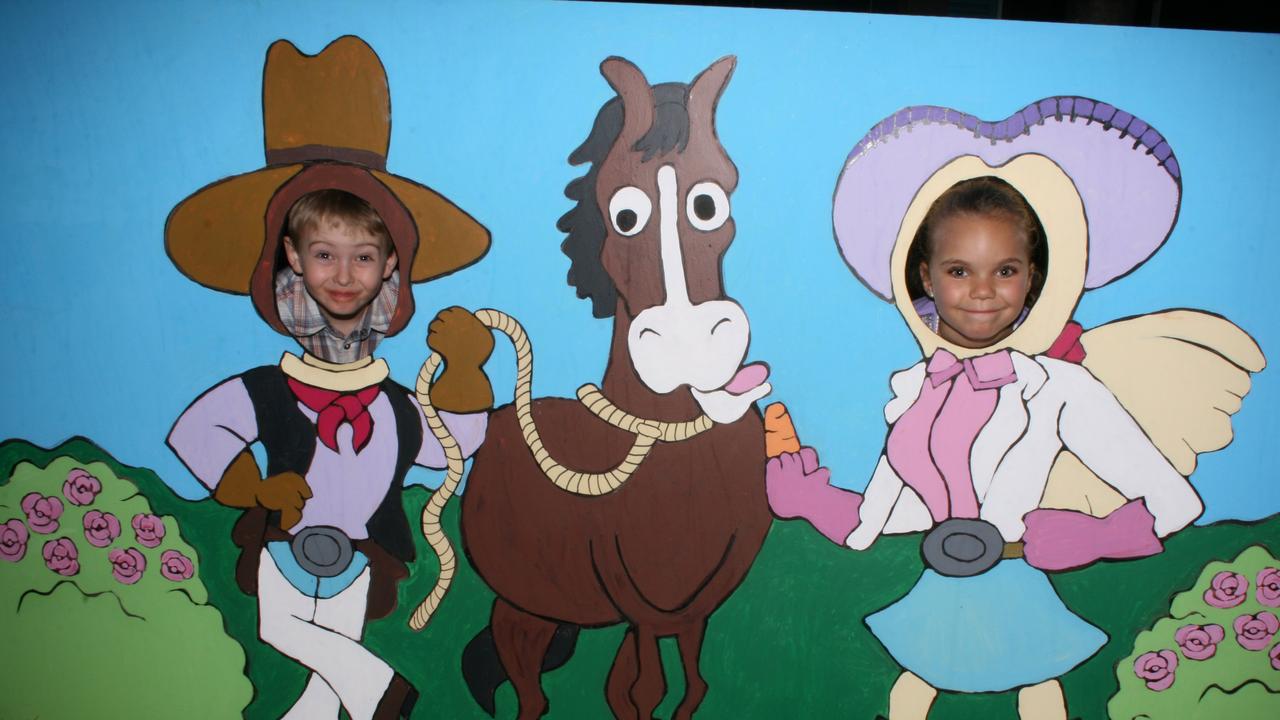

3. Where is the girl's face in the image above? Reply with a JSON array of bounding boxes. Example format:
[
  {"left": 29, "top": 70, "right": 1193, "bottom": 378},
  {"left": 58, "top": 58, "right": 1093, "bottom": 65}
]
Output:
[{"left": 919, "top": 212, "right": 1034, "bottom": 349}]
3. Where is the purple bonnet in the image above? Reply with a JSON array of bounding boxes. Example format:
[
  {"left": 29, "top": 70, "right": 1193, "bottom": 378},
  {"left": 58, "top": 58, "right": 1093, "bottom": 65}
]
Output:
[{"left": 833, "top": 97, "right": 1182, "bottom": 302}]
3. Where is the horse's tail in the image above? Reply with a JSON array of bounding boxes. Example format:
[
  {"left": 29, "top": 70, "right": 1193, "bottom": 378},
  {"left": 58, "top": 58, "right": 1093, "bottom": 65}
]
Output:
[{"left": 461, "top": 622, "right": 581, "bottom": 717}]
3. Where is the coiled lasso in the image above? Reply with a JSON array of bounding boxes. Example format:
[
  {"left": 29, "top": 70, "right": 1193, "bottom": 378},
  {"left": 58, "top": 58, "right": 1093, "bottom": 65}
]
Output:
[{"left": 408, "top": 308, "right": 715, "bottom": 631}]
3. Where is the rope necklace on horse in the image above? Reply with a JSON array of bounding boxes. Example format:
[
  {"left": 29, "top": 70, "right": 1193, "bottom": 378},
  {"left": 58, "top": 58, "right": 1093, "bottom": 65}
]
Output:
[{"left": 408, "top": 307, "right": 716, "bottom": 631}]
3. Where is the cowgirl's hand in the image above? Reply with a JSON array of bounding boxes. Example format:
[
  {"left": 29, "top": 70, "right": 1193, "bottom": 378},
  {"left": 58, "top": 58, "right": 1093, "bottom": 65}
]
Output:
[
  {"left": 766, "top": 447, "right": 862, "bottom": 545},
  {"left": 1022, "top": 499, "right": 1163, "bottom": 571}
]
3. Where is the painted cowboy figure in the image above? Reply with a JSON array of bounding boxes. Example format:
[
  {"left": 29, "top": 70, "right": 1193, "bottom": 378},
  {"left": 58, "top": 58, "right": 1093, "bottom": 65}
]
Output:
[{"left": 165, "top": 36, "right": 493, "bottom": 720}]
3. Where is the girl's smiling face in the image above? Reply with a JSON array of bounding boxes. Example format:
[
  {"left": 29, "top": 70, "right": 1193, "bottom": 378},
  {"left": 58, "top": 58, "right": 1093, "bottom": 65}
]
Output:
[{"left": 920, "top": 212, "right": 1034, "bottom": 349}]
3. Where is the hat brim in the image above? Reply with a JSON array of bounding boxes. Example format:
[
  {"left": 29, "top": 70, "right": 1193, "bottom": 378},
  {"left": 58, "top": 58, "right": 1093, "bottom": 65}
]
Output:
[
  {"left": 166, "top": 163, "right": 489, "bottom": 294},
  {"left": 833, "top": 98, "right": 1182, "bottom": 302}
]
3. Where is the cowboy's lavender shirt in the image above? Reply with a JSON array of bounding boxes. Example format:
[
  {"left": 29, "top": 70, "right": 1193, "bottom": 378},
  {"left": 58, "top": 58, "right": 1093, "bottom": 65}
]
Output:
[{"left": 168, "top": 375, "right": 487, "bottom": 540}]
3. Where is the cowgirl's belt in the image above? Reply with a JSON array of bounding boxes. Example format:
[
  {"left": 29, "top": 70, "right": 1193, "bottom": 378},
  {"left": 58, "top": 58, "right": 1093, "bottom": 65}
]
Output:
[{"left": 921, "top": 518, "right": 1024, "bottom": 577}]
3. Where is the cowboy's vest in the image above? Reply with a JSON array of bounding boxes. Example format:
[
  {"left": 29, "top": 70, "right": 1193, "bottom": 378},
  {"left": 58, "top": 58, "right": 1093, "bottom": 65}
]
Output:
[{"left": 240, "top": 365, "right": 419, "bottom": 562}]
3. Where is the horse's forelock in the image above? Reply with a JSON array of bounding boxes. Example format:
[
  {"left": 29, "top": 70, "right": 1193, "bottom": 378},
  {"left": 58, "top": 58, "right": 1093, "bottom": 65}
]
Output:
[{"left": 560, "top": 83, "right": 692, "bottom": 318}]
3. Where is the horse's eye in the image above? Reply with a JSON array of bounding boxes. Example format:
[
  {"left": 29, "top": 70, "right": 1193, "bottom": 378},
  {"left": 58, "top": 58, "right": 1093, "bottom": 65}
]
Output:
[
  {"left": 686, "top": 182, "right": 729, "bottom": 232},
  {"left": 608, "top": 186, "right": 652, "bottom": 237}
]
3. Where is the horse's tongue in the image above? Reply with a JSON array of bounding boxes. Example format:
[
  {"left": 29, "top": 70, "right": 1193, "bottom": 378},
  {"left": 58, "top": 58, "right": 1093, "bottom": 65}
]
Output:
[{"left": 724, "top": 362, "right": 769, "bottom": 395}]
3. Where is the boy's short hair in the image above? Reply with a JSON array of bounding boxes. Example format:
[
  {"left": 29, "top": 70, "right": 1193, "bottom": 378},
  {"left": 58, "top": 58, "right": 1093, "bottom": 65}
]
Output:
[{"left": 286, "top": 189, "right": 393, "bottom": 253}]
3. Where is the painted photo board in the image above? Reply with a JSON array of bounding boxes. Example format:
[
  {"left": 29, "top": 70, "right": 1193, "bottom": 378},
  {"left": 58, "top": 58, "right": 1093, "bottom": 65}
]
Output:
[{"left": 1, "top": 1, "right": 1277, "bottom": 719}]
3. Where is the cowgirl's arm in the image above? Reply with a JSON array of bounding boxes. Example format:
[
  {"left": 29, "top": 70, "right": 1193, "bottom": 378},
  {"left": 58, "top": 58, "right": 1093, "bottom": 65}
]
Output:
[
  {"left": 1022, "top": 361, "right": 1202, "bottom": 570},
  {"left": 845, "top": 455, "right": 914, "bottom": 549},
  {"left": 1052, "top": 361, "right": 1202, "bottom": 534}
]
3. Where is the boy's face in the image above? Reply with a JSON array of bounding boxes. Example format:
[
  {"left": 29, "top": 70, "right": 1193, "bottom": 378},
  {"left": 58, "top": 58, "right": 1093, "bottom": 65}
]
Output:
[{"left": 283, "top": 217, "right": 398, "bottom": 336}]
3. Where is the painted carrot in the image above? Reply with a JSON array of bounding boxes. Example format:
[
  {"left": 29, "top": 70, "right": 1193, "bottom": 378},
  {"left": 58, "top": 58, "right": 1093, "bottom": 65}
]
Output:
[{"left": 764, "top": 402, "right": 800, "bottom": 458}]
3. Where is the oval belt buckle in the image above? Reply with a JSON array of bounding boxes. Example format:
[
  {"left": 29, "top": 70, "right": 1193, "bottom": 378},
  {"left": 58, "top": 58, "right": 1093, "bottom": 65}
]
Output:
[
  {"left": 291, "top": 525, "right": 355, "bottom": 578},
  {"left": 920, "top": 518, "right": 1004, "bottom": 577}
]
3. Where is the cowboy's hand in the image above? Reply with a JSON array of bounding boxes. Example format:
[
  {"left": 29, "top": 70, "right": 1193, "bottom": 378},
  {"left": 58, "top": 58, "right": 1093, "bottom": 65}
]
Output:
[
  {"left": 214, "top": 452, "right": 311, "bottom": 530},
  {"left": 428, "top": 306, "right": 494, "bottom": 366},
  {"left": 428, "top": 307, "right": 495, "bottom": 413},
  {"left": 257, "top": 471, "right": 313, "bottom": 531}
]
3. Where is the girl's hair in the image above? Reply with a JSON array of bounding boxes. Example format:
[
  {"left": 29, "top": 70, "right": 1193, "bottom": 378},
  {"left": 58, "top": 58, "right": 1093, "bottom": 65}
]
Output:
[
  {"left": 285, "top": 188, "right": 393, "bottom": 253},
  {"left": 905, "top": 176, "right": 1048, "bottom": 306}
]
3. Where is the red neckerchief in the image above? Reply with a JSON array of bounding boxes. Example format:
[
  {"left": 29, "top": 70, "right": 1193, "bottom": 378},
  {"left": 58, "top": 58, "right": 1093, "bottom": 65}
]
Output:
[{"left": 286, "top": 377, "right": 381, "bottom": 453}]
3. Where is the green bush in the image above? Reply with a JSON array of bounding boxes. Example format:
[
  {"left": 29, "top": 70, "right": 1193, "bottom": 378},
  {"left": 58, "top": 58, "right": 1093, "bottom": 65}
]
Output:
[
  {"left": 0, "top": 455, "right": 252, "bottom": 719},
  {"left": 1109, "top": 545, "right": 1280, "bottom": 720}
]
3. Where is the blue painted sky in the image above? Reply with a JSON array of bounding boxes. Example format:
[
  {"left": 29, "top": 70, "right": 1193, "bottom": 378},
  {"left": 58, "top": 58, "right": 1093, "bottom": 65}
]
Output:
[{"left": 2, "top": 0, "right": 1276, "bottom": 523}]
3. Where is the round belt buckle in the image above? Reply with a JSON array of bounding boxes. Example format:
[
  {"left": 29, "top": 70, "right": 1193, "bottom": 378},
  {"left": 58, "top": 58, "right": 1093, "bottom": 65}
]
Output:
[
  {"left": 921, "top": 518, "right": 1004, "bottom": 577},
  {"left": 291, "top": 525, "right": 354, "bottom": 578}
]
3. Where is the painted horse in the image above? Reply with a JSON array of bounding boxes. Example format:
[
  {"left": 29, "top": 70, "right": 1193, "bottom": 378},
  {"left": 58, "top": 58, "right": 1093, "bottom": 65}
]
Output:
[{"left": 460, "top": 56, "right": 773, "bottom": 719}]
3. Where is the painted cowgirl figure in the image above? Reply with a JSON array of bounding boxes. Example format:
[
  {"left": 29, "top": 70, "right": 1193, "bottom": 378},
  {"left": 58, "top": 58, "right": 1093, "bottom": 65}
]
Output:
[
  {"left": 164, "top": 37, "right": 494, "bottom": 720},
  {"left": 769, "top": 99, "right": 1263, "bottom": 720}
]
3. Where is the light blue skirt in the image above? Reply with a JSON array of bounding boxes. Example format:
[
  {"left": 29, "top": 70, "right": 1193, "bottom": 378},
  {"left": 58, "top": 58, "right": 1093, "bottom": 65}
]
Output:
[{"left": 865, "top": 560, "right": 1105, "bottom": 692}]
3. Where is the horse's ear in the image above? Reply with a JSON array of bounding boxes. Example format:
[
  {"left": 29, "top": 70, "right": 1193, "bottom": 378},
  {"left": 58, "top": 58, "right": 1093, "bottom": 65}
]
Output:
[
  {"left": 687, "top": 55, "right": 736, "bottom": 143},
  {"left": 600, "top": 56, "right": 654, "bottom": 147}
]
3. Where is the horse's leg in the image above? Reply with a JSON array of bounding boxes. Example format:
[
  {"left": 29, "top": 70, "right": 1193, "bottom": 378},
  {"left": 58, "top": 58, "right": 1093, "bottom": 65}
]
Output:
[
  {"left": 630, "top": 626, "right": 667, "bottom": 720},
  {"left": 606, "top": 627, "right": 641, "bottom": 720},
  {"left": 492, "top": 598, "right": 558, "bottom": 720},
  {"left": 671, "top": 619, "right": 708, "bottom": 720}
]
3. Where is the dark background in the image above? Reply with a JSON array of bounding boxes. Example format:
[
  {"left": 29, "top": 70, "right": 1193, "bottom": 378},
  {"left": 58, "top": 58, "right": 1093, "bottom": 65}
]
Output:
[{"left": 590, "top": 0, "right": 1280, "bottom": 33}]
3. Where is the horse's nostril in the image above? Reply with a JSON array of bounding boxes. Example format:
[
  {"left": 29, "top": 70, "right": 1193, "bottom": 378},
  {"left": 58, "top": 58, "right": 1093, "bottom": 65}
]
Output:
[
  {"left": 638, "top": 327, "right": 662, "bottom": 339},
  {"left": 710, "top": 317, "right": 733, "bottom": 334}
]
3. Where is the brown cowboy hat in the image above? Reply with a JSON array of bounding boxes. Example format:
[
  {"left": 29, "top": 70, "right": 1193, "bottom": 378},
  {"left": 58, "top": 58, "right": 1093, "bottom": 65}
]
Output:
[{"left": 165, "top": 35, "right": 489, "bottom": 337}]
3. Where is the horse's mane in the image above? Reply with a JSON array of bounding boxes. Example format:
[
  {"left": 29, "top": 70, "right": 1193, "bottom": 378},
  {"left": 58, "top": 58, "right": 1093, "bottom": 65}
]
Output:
[{"left": 558, "top": 82, "right": 693, "bottom": 318}]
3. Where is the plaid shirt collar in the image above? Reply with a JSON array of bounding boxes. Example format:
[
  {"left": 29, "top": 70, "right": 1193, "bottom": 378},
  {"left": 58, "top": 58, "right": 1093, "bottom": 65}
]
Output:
[{"left": 275, "top": 267, "right": 399, "bottom": 364}]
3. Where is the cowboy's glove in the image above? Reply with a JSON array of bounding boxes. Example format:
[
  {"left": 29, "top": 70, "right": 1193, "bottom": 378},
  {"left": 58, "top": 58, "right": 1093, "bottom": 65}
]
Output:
[
  {"left": 214, "top": 451, "right": 313, "bottom": 531},
  {"left": 427, "top": 306, "right": 495, "bottom": 413}
]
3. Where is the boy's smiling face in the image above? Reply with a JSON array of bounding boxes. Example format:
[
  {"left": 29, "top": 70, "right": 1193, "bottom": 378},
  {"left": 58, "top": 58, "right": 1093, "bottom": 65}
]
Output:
[{"left": 283, "top": 217, "right": 397, "bottom": 337}]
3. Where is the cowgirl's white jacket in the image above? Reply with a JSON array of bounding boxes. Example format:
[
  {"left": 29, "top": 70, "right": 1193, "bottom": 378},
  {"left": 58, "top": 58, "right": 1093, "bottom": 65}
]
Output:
[{"left": 846, "top": 351, "right": 1203, "bottom": 549}]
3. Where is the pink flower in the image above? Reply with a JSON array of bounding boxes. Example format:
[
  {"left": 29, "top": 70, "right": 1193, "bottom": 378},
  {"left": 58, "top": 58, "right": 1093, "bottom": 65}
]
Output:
[
  {"left": 109, "top": 547, "right": 146, "bottom": 584},
  {"left": 131, "top": 513, "right": 165, "bottom": 548},
  {"left": 82, "top": 510, "right": 121, "bottom": 548},
  {"left": 1175, "top": 623, "right": 1226, "bottom": 660},
  {"left": 1271, "top": 643, "right": 1280, "bottom": 671},
  {"left": 1234, "top": 612, "right": 1280, "bottom": 651},
  {"left": 42, "top": 537, "right": 80, "bottom": 576},
  {"left": 1134, "top": 650, "right": 1178, "bottom": 691},
  {"left": 1257, "top": 568, "right": 1280, "bottom": 607},
  {"left": 1204, "top": 571, "right": 1249, "bottom": 608},
  {"left": 159, "top": 549, "right": 194, "bottom": 581},
  {"left": 62, "top": 468, "right": 102, "bottom": 506},
  {"left": 1, "top": 519, "right": 29, "bottom": 562},
  {"left": 20, "top": 492, "right": 63, "bottom": 534}
]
